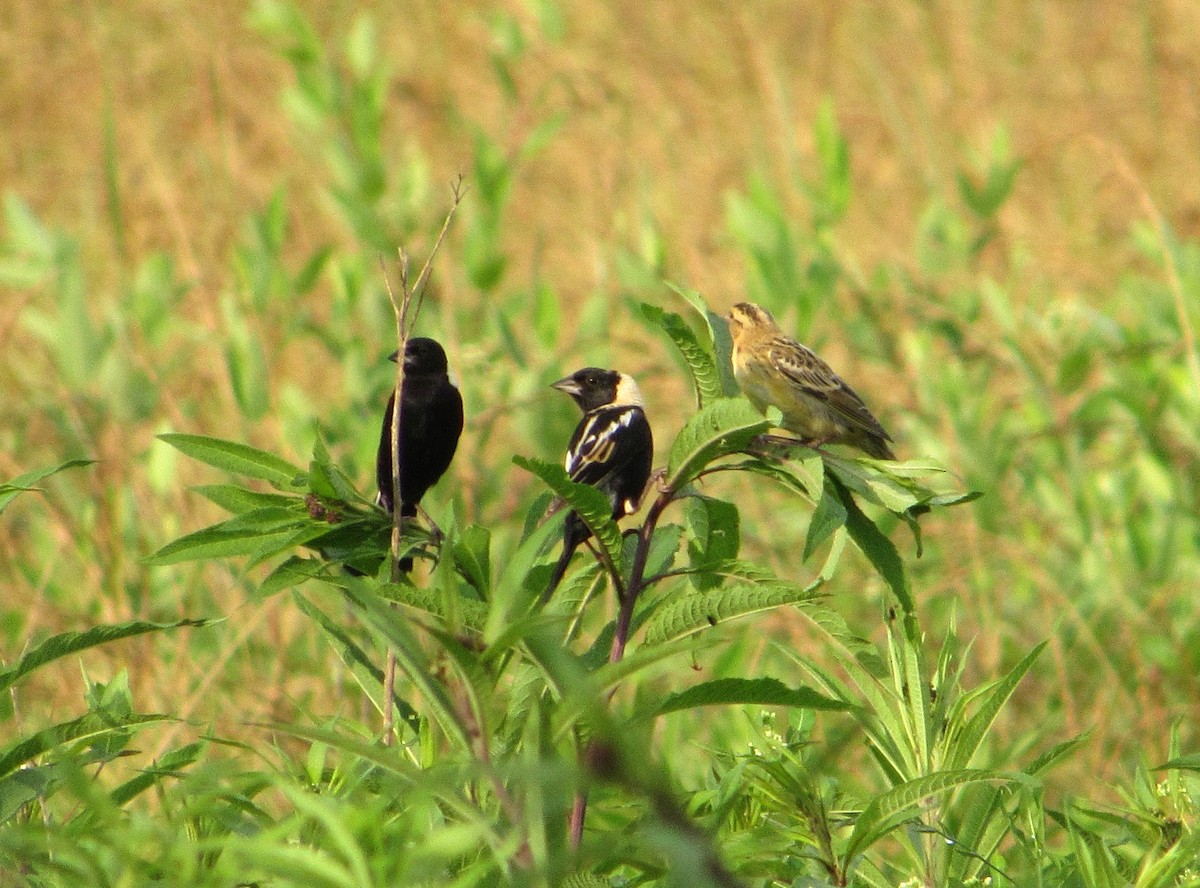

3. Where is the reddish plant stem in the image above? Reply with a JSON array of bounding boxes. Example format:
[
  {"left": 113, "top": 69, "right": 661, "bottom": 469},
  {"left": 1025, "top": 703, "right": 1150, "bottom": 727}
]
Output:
[{"left": 571, "top": 487, "right": 674, "bottom": 850}]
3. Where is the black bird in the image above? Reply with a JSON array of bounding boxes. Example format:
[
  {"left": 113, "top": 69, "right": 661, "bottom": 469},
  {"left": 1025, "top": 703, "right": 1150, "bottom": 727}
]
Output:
[
  {"left": 376, "top": 337, "right": 464, "bottom": 571},
  {"left": 543, "top": 367, "right": 654, "bottom": 600}
]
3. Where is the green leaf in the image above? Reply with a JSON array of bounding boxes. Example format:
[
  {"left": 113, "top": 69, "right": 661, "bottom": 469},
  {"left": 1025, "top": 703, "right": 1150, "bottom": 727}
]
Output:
[
  {"left": 638, "top": 302, "right": 722, "bottom": 407},
  {"left": 513, "top": 456, "right": 623, "bottom": 577},
  {"left": 258, "top": 555, "right": 320, "bottom": 596},
  {"left": 644, "top": 574, "right": 821, "bottom": 645},
  {"left": 668, "top": 283, "right": 740, "bottom": 398},
  {"left": 143, "top": 512, "right": 303, "bottom": 566},
  {"left": 684, "top": 496, "right": 740, "bottom": 590},
  {"left": 0, "top": 619, "right": 210, "bottom": 695},
  {"left": 0, "top": 459, "right": 94, "bottom": 515},
  {"left": 376, "top": 582, "right": 488, "bottom": 631},
  {"left": 828, "top": 470, "right": 914, "bottom": 621},
  {"left": 946, "top": 641, "right": 1046, "bottom": 770},
  {"left": 193, "top": 484, "right": 299, "bottom": 514},
  {"left": 292, "top": 590, "right": 421, "bottom": 733},
  {"left": 108, "top": 741, "right": 206, "bottom": 807},
  {"left": 653, "top": 677, "right": 848, "bottom": 716},
  {"left": 0, "top": 711, "right": 171, "bottom": 782},
  {"left": 450, "top": 524, "right": 492, "bottom": 594},
  {"left": 341, "top": 579, "right": 473, "bottom": 751},
  {"left": 803, "top": 468, "right": 845, "bottom": 561},
  {"left": 844, "top": 769, "right": 1017, "bottom": 864},
  {"left": 158, "top": 433, "right": 304, "bottom": 487},
  {"left": 666, "top": 398, "right": 771, "bottom": 489},
  {"left": 1156, "top": 753, "right": 1200, "bottom": 773}
]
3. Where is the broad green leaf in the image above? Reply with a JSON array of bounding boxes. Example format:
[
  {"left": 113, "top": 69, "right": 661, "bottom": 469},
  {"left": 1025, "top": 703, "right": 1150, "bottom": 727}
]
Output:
[
  {"left": 0, "top": 459, "right": 94, "bottom": 514},
  {"left": 684, "top": 497, "right": 740, "bottom": 590},
  {"left": 638, "top": 302, "right": 722, "bottom": 407},
  {"left": 0, "top": 619, "right": 210, "bottom": 695},
  {"left": 828, "top": 471, "right": 915, "bottom": 622},
  {"left": 666, "top": 398, "right": 771, "bottom": 489},
  {"left": 193, "top": 483, "right": 300, "bottom": 514},
  {"left": 513, "top": 456, "right": 623, "bottom": 577},
  {"left": 158, "top": 433, "right": 303, "bottom": 488},
  {"left": 0, "top": 712, "right": 171, "bottom": 782},
  {"left": 143, "top": 516, "right": 301, "bottom": 566},
  {"left": 669, "top": 282, "right": 740, "bottom": 397},
  {"left": 653, "top": 677, "right": 848, "bottom": 715},
  {"left": 644, "top": 576, "right": 821, "bottom": 645},
  {"left": 803, "top": 467, "right": 845, "bottom": 561}
]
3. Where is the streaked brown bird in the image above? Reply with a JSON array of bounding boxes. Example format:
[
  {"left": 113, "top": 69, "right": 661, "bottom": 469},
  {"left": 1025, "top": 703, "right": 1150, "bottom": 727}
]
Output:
[{"left": 726, "top": 301, "right": 895, "bottom": 460}]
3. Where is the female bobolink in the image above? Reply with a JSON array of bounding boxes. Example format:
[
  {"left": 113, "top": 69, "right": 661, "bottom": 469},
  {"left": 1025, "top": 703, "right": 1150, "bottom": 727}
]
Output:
[
  {"left": 376, "top": 337, "right": 464, "bottom": 569},
  {"left": 543, "top": 367, "right": 654, "bottom": 600},
  {"left": 726, "top": 302, "right": 895, "bottom": 460}
]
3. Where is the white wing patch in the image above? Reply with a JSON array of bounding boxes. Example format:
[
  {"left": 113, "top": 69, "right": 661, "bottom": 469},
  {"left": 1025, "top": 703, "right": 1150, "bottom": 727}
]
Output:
[{"left": 566, "top": 408, "right": 638, "bottom": 478}]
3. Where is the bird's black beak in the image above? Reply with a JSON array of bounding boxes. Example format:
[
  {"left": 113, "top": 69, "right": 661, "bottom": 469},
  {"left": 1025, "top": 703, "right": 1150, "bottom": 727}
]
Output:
[
  {"left": 550, "top": 375, "right": 581, "bottom": 397},
  {"left": 387, "top": 350, "right": 399, "bottom": 363}
]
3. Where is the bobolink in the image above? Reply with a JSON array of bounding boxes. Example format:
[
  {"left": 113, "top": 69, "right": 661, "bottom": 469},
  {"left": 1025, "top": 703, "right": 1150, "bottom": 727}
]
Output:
[
  {"left": 726, "top": 301, "right": 895, "bottom": 460},
  {"left": 376, "top": 337, "right": 464, "bottom": 570},
  {"left": 543, "top": 367, "right": 654, "bottom": 600}
]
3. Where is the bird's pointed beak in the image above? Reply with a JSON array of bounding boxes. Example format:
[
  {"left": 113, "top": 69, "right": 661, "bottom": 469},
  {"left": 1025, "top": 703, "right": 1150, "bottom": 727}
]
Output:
[
  {"left": 551, "top": 375, "right": 581, "bottom": 397},
  {"left": 387, "top": 350, "right": 399, "bottom": 363}
]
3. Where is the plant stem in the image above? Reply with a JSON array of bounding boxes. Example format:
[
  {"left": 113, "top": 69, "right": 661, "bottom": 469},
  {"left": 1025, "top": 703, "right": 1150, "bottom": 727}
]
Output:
[{"left": 572, "top": 486, "right": 675, "bottom": 850}]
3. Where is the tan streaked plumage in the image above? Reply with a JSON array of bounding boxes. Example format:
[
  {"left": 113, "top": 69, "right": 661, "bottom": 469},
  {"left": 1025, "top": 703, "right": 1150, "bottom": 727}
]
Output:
[{"left": 726, "top": 302, "right": 895, "bottom": 460}]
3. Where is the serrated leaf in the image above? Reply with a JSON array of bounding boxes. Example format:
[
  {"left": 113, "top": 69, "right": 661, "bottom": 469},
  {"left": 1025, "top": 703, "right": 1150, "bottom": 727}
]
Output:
[
  {"left": 0, "top": 459, "right": 95, "bottom": 514},
  {"left": 1156, "top": 754, "right": 1200, "bottom": 773},
  {"left": 639, "top": 302, "right": 722, "bottom": 407},
  {"left": 666, "top": 398, "right": 771, "bottom": 489},
  {"left": 513, "top": 456, "right": 623, "bottom": 573},
  {"left": 644, "top": 576, "right": 821, "bottom": 645},
  {"left": 685, "top": 497, "right": 740, "bottom": 590},
  {"left": 376, "top": 582, "right": 488, "bottom": 631},
  {"left": 0, "top": 619, "right": 210, "bottom": 695},
  {"left": 158, "top": 433, "right": 303, "bottom": 488},
  {"left": 668, "top": 283, "right": 740, "bottom": 397},
  {"left": 0, "top": 712, "right": 172, "bottom": 782},
  {"left": 654, "top": 677, "right": 848, "bottom": 715}
]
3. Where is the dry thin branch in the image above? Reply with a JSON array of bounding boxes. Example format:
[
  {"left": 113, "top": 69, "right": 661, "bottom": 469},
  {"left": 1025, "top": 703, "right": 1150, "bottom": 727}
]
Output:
[{"left": 378, "top": 179, "right": 466, "bottom": 745}]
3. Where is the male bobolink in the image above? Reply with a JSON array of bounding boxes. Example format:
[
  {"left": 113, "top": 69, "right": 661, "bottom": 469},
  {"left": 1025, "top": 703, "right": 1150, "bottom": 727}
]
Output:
[
  {"left": 543, "top": 368, "right": 654, "bottom": 600},
  {"left": 726, "top": 301, "right": 896, "bottom": 460},
  {"left": 376, "top": 337, "right": 464, "bottom": 570}
]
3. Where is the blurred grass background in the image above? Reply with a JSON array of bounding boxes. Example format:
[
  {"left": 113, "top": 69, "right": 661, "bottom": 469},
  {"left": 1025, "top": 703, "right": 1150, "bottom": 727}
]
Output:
[{"left": 4, "top": 0, "right": 1200, "bottom": 798}]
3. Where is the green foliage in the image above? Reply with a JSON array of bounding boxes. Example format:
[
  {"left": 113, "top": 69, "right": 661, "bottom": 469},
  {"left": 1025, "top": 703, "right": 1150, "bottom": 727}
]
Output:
[{"left": 6, "top": 9, "right": 1200, "bottom": 887}]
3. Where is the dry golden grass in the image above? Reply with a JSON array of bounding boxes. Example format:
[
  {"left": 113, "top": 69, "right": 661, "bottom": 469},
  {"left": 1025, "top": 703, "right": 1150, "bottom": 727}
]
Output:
[{"left": 5, "top": 0, "right": 1200, "bottom": 790}]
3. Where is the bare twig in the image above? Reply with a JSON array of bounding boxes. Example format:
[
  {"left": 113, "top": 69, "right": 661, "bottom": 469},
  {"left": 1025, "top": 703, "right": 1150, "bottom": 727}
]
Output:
[{"left": 378, "top": 180, "right": 466, "bottom": 745}]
